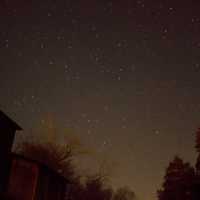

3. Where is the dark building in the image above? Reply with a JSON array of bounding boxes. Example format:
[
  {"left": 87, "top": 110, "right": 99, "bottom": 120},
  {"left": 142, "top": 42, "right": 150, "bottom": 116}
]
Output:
[
  {"left": 0, "top": 110, "right": 69, "bottom": 200},
  {"left": 0, "top": 110, "right": 22, "bottom": 195},
  {"left": 7, "top": 154, "right": 67, "bottom": 200}
]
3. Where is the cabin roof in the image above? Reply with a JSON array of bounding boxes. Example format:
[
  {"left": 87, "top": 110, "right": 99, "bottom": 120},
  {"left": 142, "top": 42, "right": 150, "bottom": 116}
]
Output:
[{"left": 0, "top": 110, "right": 22, "bottom": 131}]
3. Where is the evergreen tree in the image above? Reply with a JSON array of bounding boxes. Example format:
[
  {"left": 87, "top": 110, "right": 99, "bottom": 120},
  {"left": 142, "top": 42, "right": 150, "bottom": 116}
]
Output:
[
  {"left": 192, "top": 128, "right": 200, "bottom": 200},
  {"left": 158, "top": 156, "right": 195, "bottom": 200},
  {"left": 195, "top": 128, "right": 200, "bottom": 174},
  {"left": 195, "top": 128, "right": 200, "bottom": 153}
]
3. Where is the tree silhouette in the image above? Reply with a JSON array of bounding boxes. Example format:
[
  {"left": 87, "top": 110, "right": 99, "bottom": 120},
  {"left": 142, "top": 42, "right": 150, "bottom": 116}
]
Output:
[
  {"left": 14, "top": 119, "right": 135, "bottom": 200},
  {"left": 15, "top": 121, "right": 88, "bottom": 181},
  {"left": 17, "top": 142, "right": 76, "bottom": 180},
  {"left": 83, "top": 175, "right": 113, "bottom": 200},
  {"left": 157, "top": 127, "right": 200, "bottom": 200},
  {"left": 158, "top": 156, "right": 195, "bottom": 200},
  {"left": 192, "top": 128, "right": 200, "bottom": 200},
  {"left": 195, "top": 128, "right": 200, "bottom": 153},
  {"left": 66, "top": 178, "right": 85, "bottom": 200},
  {"left": 195, "top": 128, "right": 200, "bottom": 176},
  {"left": 113, "top": 186, "right": 135, "bottom": 200}
]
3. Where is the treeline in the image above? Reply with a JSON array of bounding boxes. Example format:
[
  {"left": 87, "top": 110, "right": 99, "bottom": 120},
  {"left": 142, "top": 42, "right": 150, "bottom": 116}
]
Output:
[
  {"left": 16, "top": 139, "right": 135, "bottom": 200},
  {"left": 157, "top": 128, "right": 200, "bottom": 200}
]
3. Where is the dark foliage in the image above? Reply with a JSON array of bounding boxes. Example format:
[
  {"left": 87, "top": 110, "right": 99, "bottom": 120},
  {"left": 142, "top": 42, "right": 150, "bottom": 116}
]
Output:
[
  {"left": 17, "top": 142, "right": 76, "bottom": 181},
  {"left": 84, "top": 176, "right": 113, "bottom": 200},
  {"left": 16, "top": 141, "right": 135, "bottom": 200},
  {"left": 113, "top": 186, "right": 135, "bottom": 200},
  {"left": 158, "top": 128, "right": 200, "bottom": 200},
  {"left": 158, "top": 156, "right": 195, "bottom": 200}
]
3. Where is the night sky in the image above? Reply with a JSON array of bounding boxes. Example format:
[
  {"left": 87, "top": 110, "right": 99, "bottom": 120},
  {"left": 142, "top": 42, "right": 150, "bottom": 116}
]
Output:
[{"left": 1, "top": 1, "right": 200, "bottom": 200}]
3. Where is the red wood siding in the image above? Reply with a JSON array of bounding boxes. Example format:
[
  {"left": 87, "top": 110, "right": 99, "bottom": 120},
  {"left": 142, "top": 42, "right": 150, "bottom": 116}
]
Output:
[{"left": 7, "top": 158, "right": 39, "bottom": 200}]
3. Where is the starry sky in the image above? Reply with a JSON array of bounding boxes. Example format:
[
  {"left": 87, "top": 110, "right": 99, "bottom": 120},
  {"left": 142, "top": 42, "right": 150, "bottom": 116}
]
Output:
[{"left": 1, "top": 0, "right": 200, "bottom": 200}]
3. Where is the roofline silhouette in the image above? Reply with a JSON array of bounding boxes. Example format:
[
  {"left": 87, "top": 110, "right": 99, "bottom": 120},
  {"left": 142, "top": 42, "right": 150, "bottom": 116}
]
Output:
[{"left": 0, "top": 110, "right": 22, "bottom": 131}]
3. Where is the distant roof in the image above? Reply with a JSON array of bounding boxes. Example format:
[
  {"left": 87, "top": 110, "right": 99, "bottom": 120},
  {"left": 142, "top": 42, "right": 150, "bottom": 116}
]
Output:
[{"left": 0, "top": 110, "right": 22, "bottom": 131}]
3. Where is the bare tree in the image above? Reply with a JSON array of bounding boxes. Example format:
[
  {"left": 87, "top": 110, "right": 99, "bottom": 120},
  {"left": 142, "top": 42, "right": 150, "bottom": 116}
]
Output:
[{"left": 17, "top": 142, "right": 77, "bottom": 179}]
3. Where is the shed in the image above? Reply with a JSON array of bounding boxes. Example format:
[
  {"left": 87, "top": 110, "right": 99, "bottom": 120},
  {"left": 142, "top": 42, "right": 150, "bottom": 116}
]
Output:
[
  {"left": 7, "top": 153, "right": 68, "bottom": 200},
  {"left": 0, "top": 110, "right": 22, "bottom": 194}
]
